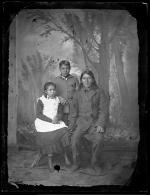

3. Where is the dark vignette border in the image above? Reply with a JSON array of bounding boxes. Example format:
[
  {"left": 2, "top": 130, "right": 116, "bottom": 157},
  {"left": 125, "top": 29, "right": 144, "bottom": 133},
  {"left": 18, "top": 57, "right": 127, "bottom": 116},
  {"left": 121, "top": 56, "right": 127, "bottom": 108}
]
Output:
[{"left": 1, "top": 0, "right": 149, "bottom": 194}]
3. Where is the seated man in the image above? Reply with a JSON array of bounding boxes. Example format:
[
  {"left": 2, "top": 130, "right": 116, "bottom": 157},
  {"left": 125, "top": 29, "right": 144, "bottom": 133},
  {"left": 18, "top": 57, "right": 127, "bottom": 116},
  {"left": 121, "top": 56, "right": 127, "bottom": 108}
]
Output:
[{"left": 68, "top": 70, "right": 109, "bottom": 173}]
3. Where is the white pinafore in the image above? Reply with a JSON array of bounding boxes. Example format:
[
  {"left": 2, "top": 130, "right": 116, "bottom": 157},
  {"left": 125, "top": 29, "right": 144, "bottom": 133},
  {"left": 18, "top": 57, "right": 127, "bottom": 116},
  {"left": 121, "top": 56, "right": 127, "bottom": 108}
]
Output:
[{"left": 35, "top": 95, "right": 67, "bottom": 132}]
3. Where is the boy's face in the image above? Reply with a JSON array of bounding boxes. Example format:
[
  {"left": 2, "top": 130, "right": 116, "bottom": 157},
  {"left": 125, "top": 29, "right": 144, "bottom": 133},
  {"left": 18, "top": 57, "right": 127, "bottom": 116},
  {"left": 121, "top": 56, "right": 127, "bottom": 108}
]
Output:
[
  {"left": 45, "top": 85, "right": 56, "bottom": 98},
  {"left": 60, "top": 64, "right": 70, "bottom": 77}
]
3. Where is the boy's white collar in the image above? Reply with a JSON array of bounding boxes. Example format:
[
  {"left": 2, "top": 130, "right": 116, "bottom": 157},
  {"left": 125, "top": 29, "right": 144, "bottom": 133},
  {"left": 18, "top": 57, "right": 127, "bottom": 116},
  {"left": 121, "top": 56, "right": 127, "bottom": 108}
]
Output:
[{"left": 60, "top": 74, "right": 72, "bottom": 80}]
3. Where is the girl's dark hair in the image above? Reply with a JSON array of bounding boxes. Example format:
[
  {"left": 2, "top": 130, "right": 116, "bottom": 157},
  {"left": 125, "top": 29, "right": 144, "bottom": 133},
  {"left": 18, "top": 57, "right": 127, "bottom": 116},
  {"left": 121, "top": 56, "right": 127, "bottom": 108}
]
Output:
[
  {"left": 79, "top": 69, "right": 98, "bottom": 89},
  {"left": 44, "top": 82, "right": 56, "bottom": 91},
  {"left": 59, "top": 60, "right": 71, "bottom": 69}
]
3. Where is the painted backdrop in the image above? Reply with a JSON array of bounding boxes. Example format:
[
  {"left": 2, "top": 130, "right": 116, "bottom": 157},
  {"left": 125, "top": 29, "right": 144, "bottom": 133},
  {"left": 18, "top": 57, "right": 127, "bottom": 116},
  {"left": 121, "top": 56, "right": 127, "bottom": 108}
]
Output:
[{"left": 8, "top": 9, "right": 139, "bottom": 144}]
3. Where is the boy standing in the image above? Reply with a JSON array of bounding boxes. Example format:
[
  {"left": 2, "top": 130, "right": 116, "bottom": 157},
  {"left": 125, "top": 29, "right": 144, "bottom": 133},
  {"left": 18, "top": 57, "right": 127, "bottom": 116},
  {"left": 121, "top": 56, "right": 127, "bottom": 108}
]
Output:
[{"left": 53, "top": 60, "right": 79, "bottom": 125}]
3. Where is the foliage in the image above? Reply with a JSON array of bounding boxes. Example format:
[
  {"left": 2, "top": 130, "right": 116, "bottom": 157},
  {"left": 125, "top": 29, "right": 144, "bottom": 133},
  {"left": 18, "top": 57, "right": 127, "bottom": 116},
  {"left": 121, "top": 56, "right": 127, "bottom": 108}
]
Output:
[
  {"left": 18, "top": 50, "right": 57, "bottom": 122},
  {"left": 21, "top": 10, "right": 139, "bottom": 135},
  {"left": 26, "top": 10, "right": 132, "bottom": 92}
]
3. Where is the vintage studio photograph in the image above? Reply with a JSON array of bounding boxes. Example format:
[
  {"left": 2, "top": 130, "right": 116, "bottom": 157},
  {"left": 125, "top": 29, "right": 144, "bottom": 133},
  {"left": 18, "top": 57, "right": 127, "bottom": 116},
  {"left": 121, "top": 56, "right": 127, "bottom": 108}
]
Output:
[{"left": 3, "top": 2, "right": 148, "bottom": 191}]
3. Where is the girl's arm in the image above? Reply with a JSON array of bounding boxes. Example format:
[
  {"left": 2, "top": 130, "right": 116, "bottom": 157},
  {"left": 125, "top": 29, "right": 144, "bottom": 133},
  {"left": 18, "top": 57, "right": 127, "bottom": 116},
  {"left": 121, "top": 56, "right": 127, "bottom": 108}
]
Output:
[{"left": 36, "top": 99, "right": 52, "bottom": 123}]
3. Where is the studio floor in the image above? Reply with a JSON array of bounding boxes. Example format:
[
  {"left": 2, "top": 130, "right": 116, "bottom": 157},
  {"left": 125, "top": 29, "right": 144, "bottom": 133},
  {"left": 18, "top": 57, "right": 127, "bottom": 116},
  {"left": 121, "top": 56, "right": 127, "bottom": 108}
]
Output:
[{"left": 7, "top": 139, "right": 138, "bottom": 187}]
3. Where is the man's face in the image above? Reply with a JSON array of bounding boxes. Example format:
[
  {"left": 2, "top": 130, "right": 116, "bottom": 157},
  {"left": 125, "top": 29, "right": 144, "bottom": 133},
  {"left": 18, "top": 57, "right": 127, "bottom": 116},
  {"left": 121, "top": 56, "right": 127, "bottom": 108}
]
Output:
[
  {"left": 60, "top": 64, "right": 70, "bottom": 77},
  {"left": 82, "top": 73, "right": 93, "bottom": 89}
]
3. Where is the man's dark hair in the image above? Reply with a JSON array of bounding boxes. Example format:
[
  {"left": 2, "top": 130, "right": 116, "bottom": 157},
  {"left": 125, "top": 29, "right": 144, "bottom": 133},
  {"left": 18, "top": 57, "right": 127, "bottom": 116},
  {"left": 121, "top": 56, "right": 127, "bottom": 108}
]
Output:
[{"left": 79, "top": 69, "right": 98, "bottom": 89}]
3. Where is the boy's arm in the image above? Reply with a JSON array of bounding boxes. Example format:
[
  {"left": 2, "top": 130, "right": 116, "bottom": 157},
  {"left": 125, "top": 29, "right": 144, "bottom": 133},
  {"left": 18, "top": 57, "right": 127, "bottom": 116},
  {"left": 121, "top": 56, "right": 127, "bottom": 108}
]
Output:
[
  {"left": 68, "top": 92, "right": 78, "bottom": 130},
  {"left": 36, "top": 99, "right": 52, "bottom": 123},
  {"left": 75, "top": 77, "right": 79, "bottom": 90}
]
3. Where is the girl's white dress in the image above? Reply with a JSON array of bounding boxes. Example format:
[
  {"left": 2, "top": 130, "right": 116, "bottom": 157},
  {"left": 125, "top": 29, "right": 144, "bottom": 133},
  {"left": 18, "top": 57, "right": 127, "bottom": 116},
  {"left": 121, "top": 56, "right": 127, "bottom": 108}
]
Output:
[{"left": 35, "top": 95, "right": 67, "bottom": 132}]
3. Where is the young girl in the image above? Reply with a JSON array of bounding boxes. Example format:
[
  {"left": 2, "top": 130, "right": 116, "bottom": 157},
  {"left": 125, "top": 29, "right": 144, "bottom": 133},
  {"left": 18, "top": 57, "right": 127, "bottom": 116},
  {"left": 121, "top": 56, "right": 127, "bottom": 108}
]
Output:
[{"left": 31, "top": 82, "right": 70, "bottom": 172}]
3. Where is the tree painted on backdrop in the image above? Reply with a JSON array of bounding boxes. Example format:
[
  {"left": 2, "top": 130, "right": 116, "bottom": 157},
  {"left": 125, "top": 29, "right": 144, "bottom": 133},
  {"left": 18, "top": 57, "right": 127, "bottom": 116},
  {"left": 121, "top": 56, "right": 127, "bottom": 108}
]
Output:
[{"left": 25, "top": 9, "right": 139, "bottom": 132}]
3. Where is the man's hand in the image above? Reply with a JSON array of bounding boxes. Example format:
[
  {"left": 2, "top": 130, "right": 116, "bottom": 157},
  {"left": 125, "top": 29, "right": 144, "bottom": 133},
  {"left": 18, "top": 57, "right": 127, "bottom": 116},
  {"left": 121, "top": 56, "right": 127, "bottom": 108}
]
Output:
[
  {"left": 96, "top": 125, "right": 104, "bottom": 133},
  {"left": 58, "top": 96, "right": 67, "bottom": 105}
]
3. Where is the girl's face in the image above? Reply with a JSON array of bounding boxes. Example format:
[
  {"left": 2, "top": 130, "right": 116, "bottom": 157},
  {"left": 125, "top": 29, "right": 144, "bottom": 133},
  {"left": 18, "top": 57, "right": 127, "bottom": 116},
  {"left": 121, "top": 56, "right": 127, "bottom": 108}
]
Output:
[
  {"left": 60, "top": 64, "right": 70, "bottom": 77},
  {"left": 45, "top": 85, "right": 56, "bottom": 98},
  {"left": 82, "top": 73, "right": 93, "bottom": 89}
]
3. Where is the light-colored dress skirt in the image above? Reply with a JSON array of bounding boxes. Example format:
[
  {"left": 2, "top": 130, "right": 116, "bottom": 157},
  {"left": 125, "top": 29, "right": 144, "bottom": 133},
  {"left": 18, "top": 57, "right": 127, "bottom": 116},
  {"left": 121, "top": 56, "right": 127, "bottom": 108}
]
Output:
[{"left": 35, "top": 118, "right": 67, "bottom": 132}]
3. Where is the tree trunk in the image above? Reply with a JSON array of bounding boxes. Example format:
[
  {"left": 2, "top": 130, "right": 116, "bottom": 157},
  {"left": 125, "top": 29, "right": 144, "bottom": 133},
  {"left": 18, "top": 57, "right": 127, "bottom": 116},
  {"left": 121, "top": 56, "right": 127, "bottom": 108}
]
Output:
[
  {"left": 98, "top": 42, "right": 110, "bottom": 93},
  {"left": 112, "top": 39, "right": 132, "bottom": 124},
  {"left": 82, "top": 48, "right": 100, "bottom": 85}
]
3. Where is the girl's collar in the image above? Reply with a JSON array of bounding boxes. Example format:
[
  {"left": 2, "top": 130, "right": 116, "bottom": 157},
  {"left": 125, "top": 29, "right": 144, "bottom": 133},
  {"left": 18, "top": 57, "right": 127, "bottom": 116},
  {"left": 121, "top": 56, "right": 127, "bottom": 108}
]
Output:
[
  {"left": 43, "top": 94, "right": 56, "bottom": 99},
  {"left": 46, "top": 95, "right": 56, "bottom": 99}
]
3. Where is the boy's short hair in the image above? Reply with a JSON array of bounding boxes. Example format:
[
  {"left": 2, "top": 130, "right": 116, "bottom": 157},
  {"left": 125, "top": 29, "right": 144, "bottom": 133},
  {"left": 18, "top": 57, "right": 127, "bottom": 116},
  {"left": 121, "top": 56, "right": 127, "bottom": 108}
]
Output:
[
  {"left": 44, "top": 82, "right": 56, "bottom": 91},
  {"left": 59, "top": 60, "right": 71, "bottom": 69}
]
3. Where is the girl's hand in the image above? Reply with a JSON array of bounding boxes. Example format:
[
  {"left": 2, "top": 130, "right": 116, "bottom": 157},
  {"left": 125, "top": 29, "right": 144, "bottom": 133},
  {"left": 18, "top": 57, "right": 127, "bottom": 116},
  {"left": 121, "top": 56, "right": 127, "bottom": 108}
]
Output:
[
  {"left": 58, "top": 96, "right": 67, "bottom": 105},
  {"left": 96, "top": 126, "right": 104, "bottom": 133},
  {"left": 52, "top": 116, "right": 59, "bottom": 124}
]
